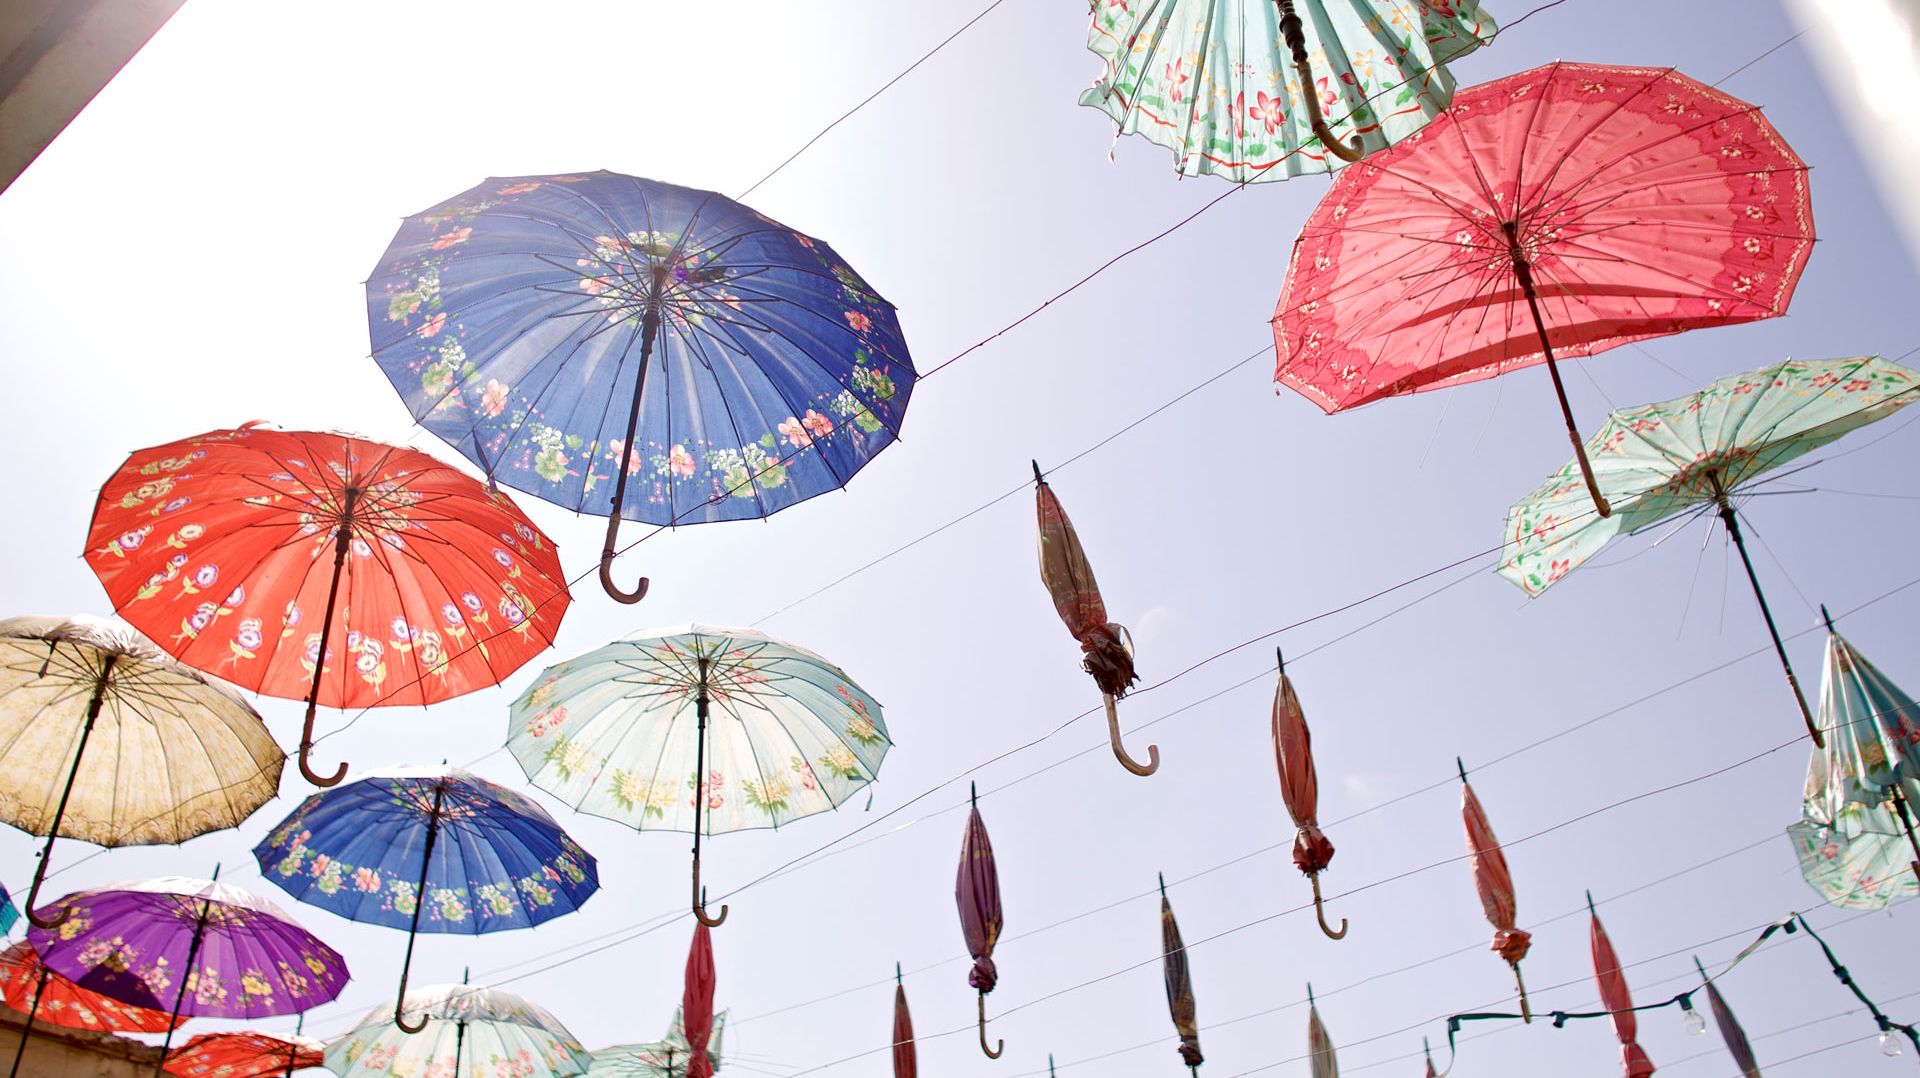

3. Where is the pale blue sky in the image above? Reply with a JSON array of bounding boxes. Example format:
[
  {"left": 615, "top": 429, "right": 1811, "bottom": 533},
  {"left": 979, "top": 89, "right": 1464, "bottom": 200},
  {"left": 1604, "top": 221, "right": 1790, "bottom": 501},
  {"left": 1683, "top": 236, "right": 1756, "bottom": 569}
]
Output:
[{"left": 1, "top": 1, "right": 1916, "bottom": 1075}]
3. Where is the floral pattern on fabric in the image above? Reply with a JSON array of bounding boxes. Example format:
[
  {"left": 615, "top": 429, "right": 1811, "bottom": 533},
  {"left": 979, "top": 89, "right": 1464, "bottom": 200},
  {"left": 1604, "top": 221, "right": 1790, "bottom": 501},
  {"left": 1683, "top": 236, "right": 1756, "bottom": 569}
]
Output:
[
  {"left": 0, "top": 941, "right": 179, "bottom": 1034},
  {"left": 1498, "top": 357, "right": 1920, "bottom": 596},
  {"left": 366, "top": 172, "right": 915, "bottom": 527},
  {"left": 324, "top": 981, "right": 590, "bottom": 1078},
  {"left": 163, "top": 1031, "right": 325, "bottom": 1077},
  {"left": 1081, "top": 0, "right": 1496, "bottom": 182},
  {"left": 84, "top": 427, "right": 570, "bottom": 711}
]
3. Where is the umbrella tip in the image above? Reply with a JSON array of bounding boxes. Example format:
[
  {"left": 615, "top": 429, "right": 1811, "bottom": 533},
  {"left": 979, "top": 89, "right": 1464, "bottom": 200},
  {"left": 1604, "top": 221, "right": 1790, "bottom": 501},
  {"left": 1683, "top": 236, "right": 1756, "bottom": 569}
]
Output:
[
  {"left": 1585, "top": 890, "right": 1596, "bottom": 916},
  {"left": 1031, "top": 459, "right": 1045, "bottom": 483},
  {"left": 896, "top": 961, "right": 902, "bottom": 985},
  {"left": 1456, "top": 757, "right": 1468, "bottom": 783},
  {"left": 1275, "top": 645, "right": 1285, "bottom": 673},
  {"left": 970, "top": 780, "right": 978, "bottom": 807},
  {"left": 211, "top": 862, "right": 221, "bottom": 881},
  {"left": 1820, "top": 604, "right": 1835, "bottom": 633},
  {"left": 1692, "top": 955, "right": 1709, "bottom": 980},
  {"left": 1158, "top": 871, "right": 1167, "bottom": 898},
  {"left": 1306, "top": 982, "right": 1315, "bottom": 1006},
  {"left": 462, "top": 966, "right": 470, "bottom": 984}
]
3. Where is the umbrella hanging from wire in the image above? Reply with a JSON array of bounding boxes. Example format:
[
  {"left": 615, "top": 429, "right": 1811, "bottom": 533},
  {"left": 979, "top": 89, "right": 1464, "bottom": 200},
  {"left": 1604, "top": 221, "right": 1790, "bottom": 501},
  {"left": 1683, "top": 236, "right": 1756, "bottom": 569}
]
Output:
[
  {"left": 892, "top": 963, "right": 916, "bottom": 1078},
  {"left": 1271, "top": 648, "right": 1344, "bottom": 939},
  {"left": 1159, "top": 874, "right": 1202, "bottom": 1076},
  {"left": 1588, "top": 893, "right": 1655, "bottom": 1078},
  {"left": 1692, "top": 957, "right": 1761, "bottom": 1078},
  {"left": 682, "top": 923, "right": 717, "bottom": 1078},
  {"left": 251, "top": 765, "right": 598, "bottom": 1032},
  {"left": 585, "top": 1008, "right": 728, "bottom": 1077},
  {"left": 1306, "top": 985, "right": 1336, "bottom": 1078},
  {"left": 84, "top": 425, "right": 570, "bottom": 785},
  {"left": 508, "top": 624, "right": 888, "bottom": 927},
  {"left": 0, "top": 939, "right": 179, "bottom": 1078},
  {"left": 1498, "top": 356, "right": 1920, "bottom": 746},
  {"left": 1033, "top": 462, "right": 1156, "bottom": 775},
  {"left": 1080, "top": 0, "right": 1497, "bottom": 181},
  {"left": 0, "top": 615, "right": 281, "bottom": 929},
  {"left": 958, "top": 783, "right": 1004, "bottom": 1059},
  {"left": 325, "top": 974, "right": 590, "bottom": 1078},
  {"left": 366, "top": 172, "right": 915, "bottom": 603},
  {"left": 1458, "top": 759, "right": 1531, "bottom": 1021},
  {"left": 163, "top": 1024, "right": 324, "bottom": 1078},
  {"left": 1276, "top": 61, "right": 1814, "bottom": 516}
]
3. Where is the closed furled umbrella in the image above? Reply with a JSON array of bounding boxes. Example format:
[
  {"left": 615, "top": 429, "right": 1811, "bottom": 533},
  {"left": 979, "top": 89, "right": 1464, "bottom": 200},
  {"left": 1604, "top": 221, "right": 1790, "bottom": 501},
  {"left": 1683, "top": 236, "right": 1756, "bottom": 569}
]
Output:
[
  {"left": 1159, "top": 874, "right": 1202, "bottom": 1076},
  {"left": 584, "top": 1009, "right": 728, "bottom": 1077},
  {"left": 1422, "top": 1037, "right": 1437, "bottom": 1078},
  {"left": 1693, "top": 957, "right": 1761, "bottom": 1078},
  {"left": 163, "top": 1026, "right": 324, "bottom": 1078},
  {"left": 1457, "top": 759, "right": 1530, "bottom": 1021},
  {"left": 0, "top": 615, "right": 281, "bottom": 927},
  {"left": 1306, "top": 985, "right": 1336, "bottom": 1078},
  {"left": 892, "top": 964, "right": 916, "bottom": 1078},
  {"left": 1033, "top": 463, "right": 1156, "bottom": 776},
  {"left": 0, "top": 940, "right": 178, "bottom": 1078},
  {"left": 1801, "top": 607, "right": 1920, "bottom": 884},
  {"left": 1272, "top": 649, "right": 1344, "bottom": 939},
  {"left": 957, "top": 783, "right": 1004, "bottom": 1058},
  {"left": 683, "top": 924, "right": 717, "bottom": 1078},
  {"left": 1588, "top": 893, "right": 1655, "bottom": 1078}
]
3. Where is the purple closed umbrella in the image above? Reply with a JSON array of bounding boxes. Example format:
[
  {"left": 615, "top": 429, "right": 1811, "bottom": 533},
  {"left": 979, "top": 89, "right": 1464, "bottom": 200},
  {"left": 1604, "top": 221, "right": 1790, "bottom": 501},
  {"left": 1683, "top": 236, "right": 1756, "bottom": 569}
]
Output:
[
  {"left": 956, "top": 783, "right": 1003, "bottom": 1059},
  {"left": 30, "top": 875, "right": 348, "bottom": 1077}
]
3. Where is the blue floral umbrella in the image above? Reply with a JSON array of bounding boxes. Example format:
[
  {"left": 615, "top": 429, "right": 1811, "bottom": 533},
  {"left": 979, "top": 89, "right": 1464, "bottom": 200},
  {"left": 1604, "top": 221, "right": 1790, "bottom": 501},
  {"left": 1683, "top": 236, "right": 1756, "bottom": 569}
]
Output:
[
  {"left": 366, "top": 172, "right": 916, "bottom": 603},
  {"left": 252, "top": 765, "right": 597, "bottom": 1032}
]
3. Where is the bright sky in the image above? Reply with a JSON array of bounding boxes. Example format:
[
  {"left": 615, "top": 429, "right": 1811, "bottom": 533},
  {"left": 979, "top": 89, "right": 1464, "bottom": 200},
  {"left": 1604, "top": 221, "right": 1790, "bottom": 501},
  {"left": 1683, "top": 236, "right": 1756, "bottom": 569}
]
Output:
[{"left": 2, "top": 1, "right": 1917, "bottom": 1075}]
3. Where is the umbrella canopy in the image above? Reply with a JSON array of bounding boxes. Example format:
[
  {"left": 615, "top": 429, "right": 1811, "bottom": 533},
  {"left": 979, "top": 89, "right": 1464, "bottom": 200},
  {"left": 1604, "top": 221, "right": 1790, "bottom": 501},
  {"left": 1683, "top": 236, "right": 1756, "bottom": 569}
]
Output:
[
  {"left": 1498, "top": 356, "right": 1920, "bottom": 743},
  {"left": 1788, "top": 801, "right": 1920, "bottom": 910},
  {"left": 0, "top": 614, "right": 282, "bottom": 927},
  {"left": 957, "top": 786, "right": 1004, "bottom": 1058},
  {"left": 1693, "top": 958, "right": 1761, "bottom": 1078},
  {"left": 585, "top": 1009, "right": 728, "bottom": 1077},
  {"left": 1158, "top": 875, "right": 1202, "bottom": 1074},
  {"left": 891, "top": 965, "right": 915, "bottom": 1078},
  {"left": 509, "top": 624, "right": 887, "bottom": 927},
  {"left": 366, "top": 171, "right": 915, "bottom": 602},
  {"left": 1271, "top": 650, "right": 1344, "bottom": 939},
  {"left": 1306, "top": 987, "right": 1336, "bottom": 1078},
  {"left": 1805, "top": 616, "right": 1920, "bottom": 873},
  {"left": 1276, "top": 61, "right": 1814, "bottom": 514},
  {"left": 1033, "top": 464, "right": 1155, "bottom": 776},
  {"left": 1458, "top": 760, "right": 1531, "bottom": 1021},
  {"left": 84, "top": 425, "right": 570, "bottom": 786},
  {"left": 163, "top": 1030, "right": 325, "bottom": 1078},
  {"left": 1082, "top": 0, "right": 1496, "bottom": 182},
  {"left": 252, "top": 765, "right": 598, "bottom": 1030},
  {"left": 325, "top": 980, "right": 590, "bottom": 1078},
  {"left": 1588, "top": 895, "right": 1656, "bottom": 1078},
  {"left": 0, "top": 940, "right": 175, "bottom": 1032},
  {"left": 682, "top": 924, "right": 716, "bottom": 1078}
]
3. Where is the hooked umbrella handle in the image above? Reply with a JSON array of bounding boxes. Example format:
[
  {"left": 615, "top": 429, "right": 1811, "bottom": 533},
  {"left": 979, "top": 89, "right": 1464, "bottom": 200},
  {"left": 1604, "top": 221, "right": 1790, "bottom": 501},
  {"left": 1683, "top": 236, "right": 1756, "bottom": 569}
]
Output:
[
  {"left": 599, "top": 514, "right": 652, "bottom": 604},
  {"left": 977, "top": 992, "right": 1004, "bottom": 1058},
  {"left": 1103, "top": 693, "right": 1159, "bottom": 776},
  {"left": 1273, "top": 0, "right": 1363, "bottom": 163},
  {"left": 1308, "top": 874, "right": 1347, "bottom": 940}
]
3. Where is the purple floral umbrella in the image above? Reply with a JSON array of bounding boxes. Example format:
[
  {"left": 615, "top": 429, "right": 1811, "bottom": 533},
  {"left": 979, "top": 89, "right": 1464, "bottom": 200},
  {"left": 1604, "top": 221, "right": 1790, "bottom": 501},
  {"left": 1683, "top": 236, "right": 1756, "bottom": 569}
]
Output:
[{"left": 30, "top": 875, "right": 349, "bottom": 1077}]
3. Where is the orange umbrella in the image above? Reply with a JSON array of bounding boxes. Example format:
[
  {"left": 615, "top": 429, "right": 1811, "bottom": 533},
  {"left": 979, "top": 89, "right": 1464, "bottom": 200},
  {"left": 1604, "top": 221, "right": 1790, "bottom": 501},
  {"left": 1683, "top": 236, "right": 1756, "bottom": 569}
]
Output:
[
  {"left": 1271, "top": 649, "right": 1344, "bottom": 939},
  {"left": 1033, "top": 463, "right": 1156, "bottom": 776},
  {"left": 1, "top": 940, "right": 178, "bottom": 1078},
  {"left": 163, "top": 1028, "right": 324, "bottom": 1078},
  {"left": 891, "top": 963, "right": 916, "bottom": 1078},
  {"left": 1588, "top": 893, "right": 1656, "bottom": 1078},
  {"left": 1458, "top": 759, "right": 1532, "bottom": 1022}
]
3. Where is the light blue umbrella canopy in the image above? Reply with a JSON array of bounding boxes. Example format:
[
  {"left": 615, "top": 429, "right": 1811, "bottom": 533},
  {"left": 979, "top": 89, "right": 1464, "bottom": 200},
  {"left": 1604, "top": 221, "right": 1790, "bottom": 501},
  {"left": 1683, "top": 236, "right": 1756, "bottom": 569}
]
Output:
[
  {"left": 587, "top": 1008, "right": 727, "bottom": 1077},
  {"left": 325, "top": 980, "right": 590, "bottom": 1078}
]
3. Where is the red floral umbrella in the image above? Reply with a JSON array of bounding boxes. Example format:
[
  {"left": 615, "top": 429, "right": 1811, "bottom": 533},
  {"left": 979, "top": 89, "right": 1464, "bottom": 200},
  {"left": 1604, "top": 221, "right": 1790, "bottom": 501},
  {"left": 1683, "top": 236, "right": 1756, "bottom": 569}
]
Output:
[
  {"left": 85, "top": 426, "right": 570, "bottom": 785},
  {"left": 1033, "top": 463, "right": 1156, "bottom": 776},
  {"left": 891, "top": 963, "right": 916, "bottom": 1078},
  {"left": 1159, "top": 874, "right": 1202, "bottom": 1076},
  {"left": 1275, "top": 61, "right": 1813, "bottom": 516},
  {"left": 1, "top": 940, "right": 178, "bottom": 1078},
  {"left": 956, "top": 783, "right": 1004, "bottom": 1058},
  {"left": 683, "top": 923, "right": 717, "bottom": 1078},
  {"left": 163, "top": 1029, "right": 324, "bottom": 1078},
  {"left": 1271, "top": 649, "right": 1344, "bottom": 940},
  {"left": 1458, "top": 759, "right": 1532, "bottom": 1021},
  {"left": 1588, "top": 893, "right": 1656, "bottom": 1078}
]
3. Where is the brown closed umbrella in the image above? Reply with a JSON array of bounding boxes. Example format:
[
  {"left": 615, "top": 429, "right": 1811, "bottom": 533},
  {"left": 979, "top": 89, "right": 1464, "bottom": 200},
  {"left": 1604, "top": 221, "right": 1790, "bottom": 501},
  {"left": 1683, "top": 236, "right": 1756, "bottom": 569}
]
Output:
[
  {"left": 1033, "top": 463, "right": 1156, "bottom": 775},
  {"left": 1158, "top": 874, "right": 1202, "bottom": 1076},
  {"left": 1272, "top": 649, "right": 1344, "bottom": 939},
  {"left": 1694, "top": 956, "right": 1761, "bottom": 1078},
  {"left": 892, "top": 963, "right": 916, "bottom": 1078},
  {"left": 1458, "top": 759, "right": 1532, "bottom": 1022},
  {"left": 957, "top": 783, "right": 1004, "bottom": 1058}
]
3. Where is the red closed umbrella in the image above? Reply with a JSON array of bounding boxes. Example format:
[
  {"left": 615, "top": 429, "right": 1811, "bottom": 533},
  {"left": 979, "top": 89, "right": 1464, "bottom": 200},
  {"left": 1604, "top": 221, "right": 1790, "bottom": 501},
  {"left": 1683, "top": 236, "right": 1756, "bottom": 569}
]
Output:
[
  {"left": 1694, "top": 957, "right": 1760, "bottom": 1078},
  {"left": 1033, "top": 463, "right": 1156, "bottom": 776},
  {"left": 683, "top": 923, "right": 717, "bottom": 1078},
  {"left": 1458, "top": 759, "right": 1532, "bottom": 1021},
  {"left": 1271, "top": 649, "right": 1344, "bottom": 940},
  {"left": 892, "top": 963, "right": 916, "bottom": 1078},
  {"left": 1588, "top": 893, "right": 1656, "bottom": 1078},
  {"left": 957, "top": 783, "right": 1004, "bottom": 1058},
  {"left": 163, "top": 1029, "right": 324, "bottom": 1078}
]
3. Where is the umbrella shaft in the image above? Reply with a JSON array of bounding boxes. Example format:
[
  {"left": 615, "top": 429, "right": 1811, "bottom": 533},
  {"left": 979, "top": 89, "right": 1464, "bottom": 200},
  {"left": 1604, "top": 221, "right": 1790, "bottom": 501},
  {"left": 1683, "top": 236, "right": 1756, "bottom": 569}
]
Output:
[
  {"left": 395, "top": 785, "right": 447, "bottom": 1028},
  {"left": 7, "top": 971, "right": 47, "bottom": 1078},
  {"left": 1504, "top": 225, "right": 1611, "bottom": 518},
  {"left": 24, "top": 653, "right": 114, "bottom": 926},
  {"left": 604, "top": 304, "right": 661, "bottom": 538},
  {"left": 1889, "top": 784, "right": 1920, "bottom": 885},
  {"left": 1713, "top": 497, "right": 1818, "bottom": 742},
  {"left": 154, "top": 906, "right": 212, "bottom": 1078},
  {"left": 301, "top": 487, "right": 360, "bottom": 769},
  {"left": 693, "top": 656, "right": 710, "bottom": 899}
]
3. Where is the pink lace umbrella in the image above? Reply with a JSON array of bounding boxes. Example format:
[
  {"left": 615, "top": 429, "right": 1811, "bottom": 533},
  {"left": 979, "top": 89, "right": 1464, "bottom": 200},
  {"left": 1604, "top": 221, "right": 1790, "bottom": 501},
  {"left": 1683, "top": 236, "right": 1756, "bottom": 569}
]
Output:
[{"left": 1275, "top": 61, "right": 1813, "bottom": 518}]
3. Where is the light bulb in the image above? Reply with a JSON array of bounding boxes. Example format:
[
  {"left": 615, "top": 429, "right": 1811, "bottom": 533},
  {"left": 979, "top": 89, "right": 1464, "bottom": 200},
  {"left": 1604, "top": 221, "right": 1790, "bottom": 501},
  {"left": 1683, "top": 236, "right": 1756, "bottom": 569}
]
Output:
[
  {"left": 1681, "top": 1007, "right": 1707, "bottom": 1037},
  {"left": 1883, "top": 1030, "right": 1905, "bottom": 1057}
]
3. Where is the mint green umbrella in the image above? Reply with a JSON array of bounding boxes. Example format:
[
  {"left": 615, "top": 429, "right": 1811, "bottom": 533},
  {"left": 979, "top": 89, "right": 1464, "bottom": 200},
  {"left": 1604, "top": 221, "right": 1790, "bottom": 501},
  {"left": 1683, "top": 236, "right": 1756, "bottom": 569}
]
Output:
[
  {"left": 1498, "top": 356, "right": 1920, "bottom": 745},
  {"left": 1080, "top": 0, "right": 1496, "bottom": 183}
]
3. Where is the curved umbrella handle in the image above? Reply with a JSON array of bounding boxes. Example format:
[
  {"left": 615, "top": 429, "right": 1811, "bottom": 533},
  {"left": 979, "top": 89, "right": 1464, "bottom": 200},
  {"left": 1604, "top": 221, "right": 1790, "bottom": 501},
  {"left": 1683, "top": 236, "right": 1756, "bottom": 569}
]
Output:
[
  {"left": 977, "top": 993, "right": 1004, "bottom": 1059},
  {"left": 1308, "top": 873, "right": 1347, "bottom": 940},
  {"left": 599, "top": 513, "right": 651, "bottom": 604},
  {"left": 394, "top": 999, "right": 429, "bottom": 1035},
  {"left": 1275, "top": 0, "right": 1363, "bottom": 163},
  {"left": 298, "top": 701, "right": 348, "bottom": 788},
  {"left": 23, "top": 843, "right": 71, "bottom": 930},
  {"left": 692, "top": 865, "right": 729, "bottom": 928},
  {"left": 1103, "top": 694, "right": 1159, "bottom": 777}
]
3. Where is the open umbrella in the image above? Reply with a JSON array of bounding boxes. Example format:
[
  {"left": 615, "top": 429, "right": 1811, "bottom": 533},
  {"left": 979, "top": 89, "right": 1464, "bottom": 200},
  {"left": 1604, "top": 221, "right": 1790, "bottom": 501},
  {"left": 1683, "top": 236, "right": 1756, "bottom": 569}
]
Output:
[
  {"left": 366, "top": 172, "right": 915, "bottom": 603},
  {"left": 1158, "top": 874, "right": 1202, "bottom": 1076},
  {"left": 1, "top": 940, "right": 178, "bottom": 1078},
  {"left": 85, "top": 425, "right": 570, "bottom": 786},
  {"left": 586, "top": 1008, "right": 728, "bottom": 1077},
  {"left": 892, "top": 964, "right": 915, "bottom": 1078},
  {"left": 1271, "top": 648, "right": 1344, "bottom": 939},
  {"left": 163, "top": 1027, "right": 324, "bottom": 1078},
  {"left": 1081, "top": 0, "right": 1497, "bottom": 181},
  {"left": 1306, "top": 985, "right": 1336, "bottom": 1078},
  {"left": 30, "top": 875, "right": 349, "bottom": 1078},
  {"left": 682, "top": 924, "right": 717, "bottom": 1078},
  {"left": 1033, "top": 462, "right": 1156, "bottom": 776},
  {"left": 1693, "top": 957, "right": 1761, "bottom": 1078},
  {"left": 252, "top": 765, "right": 597, "bottom": 1032},
  {"left": 508, "top": 624, "right": 887, "bottom": 927},
  {"left": 958, "top": 784, "right": 1004, "bottom": 1059},
  {"left": 0, "top": 614, "right": 281, "bottom": 928},
  {"left": 1498, "top": 356, "right": 1920, "bottom": 745},
  {"left": 1588, "top": 893, "right": 1655, "bottom": 1078},
  {"left": 0, "top": 884, "right": 16, "bottom": 935},
  {"left": 1458, "top": 759, "right": 1530, "bottom": 1021},
  {"left": 1275, "top": 61, "right": 1814, "bottom": 516},
  {"left": 325, "top": 977, "right": 590, "bottom": 1078}
]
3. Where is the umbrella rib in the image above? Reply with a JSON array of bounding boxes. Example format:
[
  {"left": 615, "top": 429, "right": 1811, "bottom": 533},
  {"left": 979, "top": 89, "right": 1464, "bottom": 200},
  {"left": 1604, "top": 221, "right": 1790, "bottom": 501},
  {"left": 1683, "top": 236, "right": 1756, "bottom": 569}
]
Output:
[
  {"left": 678, "top": 326, "right": 775, "bottom": 519},
  {"left": 1520, "top": 65, "right": 1672, "bottom": 219}
]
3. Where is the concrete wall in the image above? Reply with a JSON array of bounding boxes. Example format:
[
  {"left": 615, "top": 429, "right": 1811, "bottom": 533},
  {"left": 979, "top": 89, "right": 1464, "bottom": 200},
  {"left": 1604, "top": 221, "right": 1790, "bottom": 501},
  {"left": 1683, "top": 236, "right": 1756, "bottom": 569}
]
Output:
[{"left": 0, "top": 1005, "right": 164, "bottom": 1077}]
